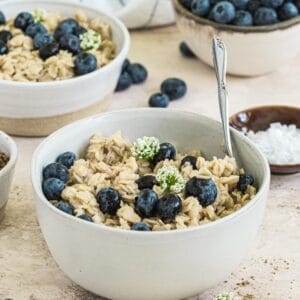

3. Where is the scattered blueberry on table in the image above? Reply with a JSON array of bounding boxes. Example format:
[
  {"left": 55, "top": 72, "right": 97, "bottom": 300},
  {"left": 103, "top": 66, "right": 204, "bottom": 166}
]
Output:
[
  {"left": 161, "top": 78, "right": 187, "bottom": 100},
  {"left": 179, "top": 41, "right": 195, "bottom": 58},
  {"left": 149, "top": 93, "right": 170, "bottom": 108}
]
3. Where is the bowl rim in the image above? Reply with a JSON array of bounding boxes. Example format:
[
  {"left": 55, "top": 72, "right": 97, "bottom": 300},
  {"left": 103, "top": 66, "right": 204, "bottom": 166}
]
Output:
[
  {"left": 173, "top": 0, "right": 300, "bottom": 33},
  {"left": 31, "top": 108, "right": 270, "bottom": 236},
  {"left": 0, "top": 0, "right": 130, "bottom": 88}
]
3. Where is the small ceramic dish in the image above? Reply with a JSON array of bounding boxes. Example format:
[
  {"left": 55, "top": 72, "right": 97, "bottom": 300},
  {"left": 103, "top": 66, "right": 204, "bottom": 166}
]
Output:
[
  {"left": 0, "top": 131, "right": 17, "bottom": 222},
  {"left": 173, "top": 0, "right": 300, "bottom": 76},
  {"left": 230, "top": 105, "right": 300, "bottom": 174}
]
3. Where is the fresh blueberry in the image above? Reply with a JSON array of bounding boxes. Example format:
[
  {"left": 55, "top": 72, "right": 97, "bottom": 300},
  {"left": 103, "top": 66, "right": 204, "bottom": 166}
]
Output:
[
  {"left": 233, "top": 10, "right": 253, "bottom": 25},
  {"left": 136, "top": 175, "right": 158, "bottom": 190},
  {"left": 131, "top": 222, "right": 151, "bottom": 231},
  {"left": 230, "top": 0, "right": 249, "bottom": 9},
  {"left": 191, "top": 0, "right": 210, "bottom": 16},
  {"left": 74, "top": 52, "right": 97, "bottom": 76},
  {"left": 73, "top": 26, "right": 87, "bottom": 37},
  {"left": 160, "top": 78, "right": 187, "bottom": 100},
  {"left": 185, "top": 177, "right": 218, "bottom": 207},
  {"left": 152, "top": 143, "right": 176, "bottom": 165},
  {"left": 0, "top": 41, "right": 8, "bottom": 55},
  {"left": 179, "top": 41, "right": 195, "bottom": 58},
  {"left": 156, "top": 194, "right": 182, "bottom": 221},
  {"left": 54, "top": 202, "right": 74, "bottom": 215},
  {"left": 43, "top": 162, "right": 69, "bottom": 183},
  {"left": 33, "top": 33, "right": 54, "bottom": 49},
  {"left": 210, "top": 1, "right": 236, "bottom": 24},
  {"left": 56, "top": 151, "right": 76, "bottom": 168},
  {"left": 261, "top": 0, "right": 284, "bottom": 8},
  {"left": 14, "top": 12, "right": 34, "bottom": 31},
  {"left": 59, "top": 34, "right": 81, "bottom": 55},
  {"left": 39, "top": 41, "right": 60, "bottom": 60},
  {"left": 115, "top": 71, "right": 132, "bottom": 92},
  {"left": 0, "top": 30, "right": 12, "bottom": 44},
  {"left": 127, "top": 63, "right": 148, "bottom": 84},
  {"left": 149, "top": 93, "right": 170, "bottom": 108},
  {"left": 181, "top": 156, "right": 197, "bottom": 169},
  {"left": 278, "top": 2, "right": 299, "bottom": 20},
  {"left": 135, "top": 189, "right": 158, "bottom": 218},
  {"left": 25, "top": 23, "right": 47, "bottom": 38},
  {"left": 0, "top": 11, "right": 5, "bottom": 25},
  {"left": 78, "top": 214, "right": 93, "bottom": 222},
  {"left": 246, "top": 0, "right": 260, "bottom": 13},
  {"left": 254, "top": 7, "right": 278, "bottom": 25},
  {"left": 96, "top": 187, "right": 121, "bottom": 215},
  {"left": 180, "top": 0, "right": 193, "bottom": 10},
  {"left": 121, "top": 58, "right": 130, "bottom": 72},
  {"left": 42, "top": 178, "right": 65, "bottom": 200},
  {"left": 54, "top": 18, "right": 79, "bottom": 40},
  {"left": 237, "top": 173, "right": 254, "bottom": 192}
]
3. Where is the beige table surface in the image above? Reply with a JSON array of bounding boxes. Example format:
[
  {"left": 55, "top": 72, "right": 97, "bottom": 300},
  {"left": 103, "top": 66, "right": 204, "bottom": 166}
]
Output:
[{"left": 0, "top": 26, "right": 300, "bottom": 300}]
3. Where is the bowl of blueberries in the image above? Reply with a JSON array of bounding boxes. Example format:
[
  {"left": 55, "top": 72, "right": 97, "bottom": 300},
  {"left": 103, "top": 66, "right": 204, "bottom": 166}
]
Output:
[
  {"left": 173, "top": 0, "right": 300, "bottom": 76},
  {"left": 0, "top": 0, "right": 130, "bottom": 136}
]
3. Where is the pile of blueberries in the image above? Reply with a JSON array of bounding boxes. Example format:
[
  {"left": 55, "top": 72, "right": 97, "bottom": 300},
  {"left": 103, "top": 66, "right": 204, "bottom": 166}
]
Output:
[
  {"left": 0, "top": 10, "right": 97, "bottom": 75},
  {"left": 180, "top": 0, "right": 300, "bottom": 26},
  {"left": 41, "top": 143, "right": 254, "bottom": 232}
]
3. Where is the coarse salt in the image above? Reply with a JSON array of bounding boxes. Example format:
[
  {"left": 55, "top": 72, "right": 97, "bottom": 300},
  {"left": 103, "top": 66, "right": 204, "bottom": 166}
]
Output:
[{"left": 246, "top": 122, "right": 300, "bottom": 165}]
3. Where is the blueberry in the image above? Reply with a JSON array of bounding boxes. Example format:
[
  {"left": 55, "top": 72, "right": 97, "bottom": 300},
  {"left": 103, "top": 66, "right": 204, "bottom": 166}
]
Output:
[
  {"left": 0, "top": 30, "right": 12, "bottom": 44},
  {"left": 149, "top": 93, "right": 170, "bottom": 108},
  {"left": 254, "top": 7, "right": 278, "bottom": 25},
  {"left": 152, "top": 142, "right": 176, "bottom": 165},
  {"left": 42, "top": 178, "right": 65, "bottom": 200},
  {"left": 246, "top": 0, "right": 260, "bottom": 13},
  {"left": 54, "top": 18, "right": 79, "bottom": 40},
  {"left": 181, "top": 156, "right": 197, "bottom": 169},
  {"left": 233, "top": 10, "right": 253, "bottom": 25},
  {"left": 156, "top": 194, "right": 182, "bottom": 221},
  {"left": 261, "top": 0, "right": 284, "bottom": 8},
  {"left": 54, "top": 202, "right": 74, "bottom": 215},
  {"left": 73, "top": 26, "right": 87, "bottom": 37},
  {"left": 135, "top": 189, "right": 158, "bottom": 218},
  {"left": 131, "top": 222, "right": 151, "bottom": 231},
  {"left": 115, "top": 71, "right": 132, "bottom": 92},
  {"left": 179, "top": 41, "right": 195, "bottom": 58},
  {"left": 78, "top": 214, "right": 93, "bottom": 222},
  {"left": 0, "top": 40, "right": 8, "bottom": 55},
  {"left": 191, "top": 0, "right": 210, "bottom": 16},
  {"left": 278, "top": 2, "right": 299, "bottom": 20},
  {"left": 74, "top": 52, "right": 97, "bottom": 76},
  {"left": 14, "top": 12, "right": 34, "bottom": 31},
  {"left": 230, "top": 0, "right": 249, "bottom": 9},
  {"left": 136, "top": 175, "right": 158, "bottom": 190},
  {"left": 185, "top": 177, "right": 218, "bottom": 207},
  {"left": 127, "top": 63, "right": 148, "bottom": 84},
  {"left": 96, "top": 187, "right": 121, "bottom": 215},
  {"left": 43, "top": 162, "right": 69, "bottom": 183},
  {"left": 33, "top": 33, "right": 54, "bottom": 49},
  {"left": 25, "top": 23, "right": 47, "bottom": 38},
  {"left": 59, "top": 34, "right": 81, "bottom": 55},
  {"left": 210, "top": 1, "right": 236, "bottom": 24},
  {"left": 237, "top": 173, "right": 254, "bottom": 192},
  {"left": 0, "top": 11, "right": 5, "bottom": 25},
  {"left": 180, "top": 0, "right": 193, "bottom": 9},
  {"left": 121, "top": 58, "right": 130, "bottom": 72},
  {"left": 56, "top": 151, "right": 76, "bottom": 168},
  {"left": 39, "top": 41, "right": 60, "bottom": 60},
  {"left": 160, "top": 78, "right": 187, "bottom": 100}
]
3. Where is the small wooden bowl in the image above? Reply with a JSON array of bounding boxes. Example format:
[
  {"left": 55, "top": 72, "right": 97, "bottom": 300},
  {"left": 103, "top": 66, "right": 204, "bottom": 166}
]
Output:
[{"left": 230, "top": 105, "right": 300, "bottom": 174}]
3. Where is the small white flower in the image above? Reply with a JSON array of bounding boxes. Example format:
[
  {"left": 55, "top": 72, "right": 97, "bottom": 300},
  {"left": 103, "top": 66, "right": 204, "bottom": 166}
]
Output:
[
  {"left": 33, "top": 9, "right": 48, "bottom": 23},
  {"left": 80, "top": 29, "right": 101, "bottom": 51},
  {"left": 131, "top": 136, "right": 160, "bottom": 161},
  {"left": 156, "top": 166, "right": 185, "bottom": 193},
  {"left": 215, "top": 292, "right": 234, "bottom": 300}
]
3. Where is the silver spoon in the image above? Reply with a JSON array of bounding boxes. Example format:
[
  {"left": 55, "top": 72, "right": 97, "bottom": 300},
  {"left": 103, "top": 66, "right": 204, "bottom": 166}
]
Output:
[{"left": 212, "top": 36, "right": 233, "bottom": 157}]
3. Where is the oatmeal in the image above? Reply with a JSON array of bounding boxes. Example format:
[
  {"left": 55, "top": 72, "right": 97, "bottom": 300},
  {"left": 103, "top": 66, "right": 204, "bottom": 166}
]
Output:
[
  {"left": 0, "top": 151, "right": 9, "bottom": 170},
  {"left": 0, "top": 9, "right": 116, "bottom": 82},
  {"left": 41, "top": 132, "right": 257, "bottom": 232}
]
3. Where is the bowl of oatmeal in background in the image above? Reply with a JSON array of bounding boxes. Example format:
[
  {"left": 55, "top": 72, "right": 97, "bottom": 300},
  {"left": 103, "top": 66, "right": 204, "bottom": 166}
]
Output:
[
  {"left": 0, "top": 0, "right": 130, "bottom": 136},
  {"left": 31, "top": 109, "right": 270, "bottom": 300},
  {"left": 0, "top": 131, "right": 17, "bottom": 222}
]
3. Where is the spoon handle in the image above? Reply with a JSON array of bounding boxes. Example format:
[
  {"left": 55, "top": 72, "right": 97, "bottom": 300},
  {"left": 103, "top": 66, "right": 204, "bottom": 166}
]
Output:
[{"left": 212, "top": 36, "right": 233, "bottom": 157}]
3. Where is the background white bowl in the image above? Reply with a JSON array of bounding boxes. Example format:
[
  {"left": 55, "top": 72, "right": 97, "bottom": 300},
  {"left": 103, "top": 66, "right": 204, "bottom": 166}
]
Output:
[
  {"left": 173, "top": 0, "right": 300, "bottom": 77},
  {"left": 0, "top": 131, "right": 17, "bottom": 222},
  {"left": 0, "top": 0, "right": 130, "bottom": 136},
  {"left": 32, "top": 109, "right": 270, "bottom": 300}
]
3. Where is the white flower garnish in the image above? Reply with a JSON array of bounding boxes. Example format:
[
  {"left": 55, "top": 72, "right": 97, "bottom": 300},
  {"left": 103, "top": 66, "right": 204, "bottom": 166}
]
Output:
[
  {"left": 215, "top": 292, "right": 234, "bottom": 300},
  {"left": 131, "top": 136, "right": 160, "bottom": 161},
  {"left": 33, "top": 9, "right": 48, "bottom": 23},
  {"left": 80, "top": 29, "right": 101, "bottom": 51},
  {"left": 156, "top": 165, "right": 185, "bottom": 193}
]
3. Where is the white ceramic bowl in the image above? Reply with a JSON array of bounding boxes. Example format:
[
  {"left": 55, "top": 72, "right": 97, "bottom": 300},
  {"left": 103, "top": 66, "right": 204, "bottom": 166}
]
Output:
[
  {"left": 31, "top": 109, "right": 270, "bottom": 300},
  {"left": 0, "top": 131, "right": 17, "bottom": 222},
  {"left": 173, "top": 0, "right": 300, "bottom": 76},
  {"left": 0, "top": 0, "right": 130, "bottom": 136}
]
